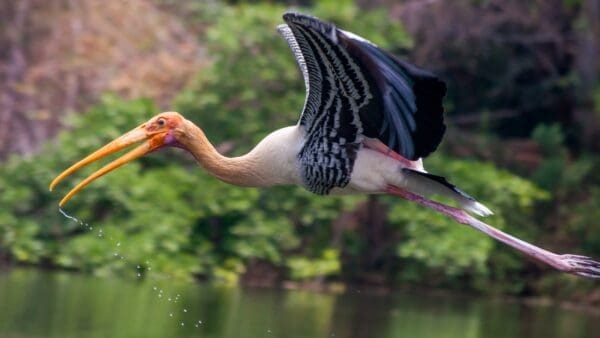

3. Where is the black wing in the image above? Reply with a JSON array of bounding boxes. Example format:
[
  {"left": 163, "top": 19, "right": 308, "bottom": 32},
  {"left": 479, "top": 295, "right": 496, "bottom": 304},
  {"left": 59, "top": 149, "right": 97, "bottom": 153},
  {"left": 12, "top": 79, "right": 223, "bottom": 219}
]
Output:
[
  {"left": 279, "top": 12, "right": 446, "bottom": 194},
  {"left": 341, "top": 31, "right": 447, "bottom": 160}
]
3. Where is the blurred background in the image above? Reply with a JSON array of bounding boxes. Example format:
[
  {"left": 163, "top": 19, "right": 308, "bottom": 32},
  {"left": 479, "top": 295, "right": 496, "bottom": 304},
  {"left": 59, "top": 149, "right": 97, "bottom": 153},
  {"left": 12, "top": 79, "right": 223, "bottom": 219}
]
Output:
[{"left": 1, "top": 0, "right": 599, "bottom": 334}]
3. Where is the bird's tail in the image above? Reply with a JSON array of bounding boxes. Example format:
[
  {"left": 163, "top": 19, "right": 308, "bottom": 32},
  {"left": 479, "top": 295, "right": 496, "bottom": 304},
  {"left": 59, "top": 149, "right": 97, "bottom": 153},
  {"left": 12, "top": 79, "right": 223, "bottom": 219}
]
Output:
[{"left": 401, "top": 168, "right": 493, "bottom": 217}]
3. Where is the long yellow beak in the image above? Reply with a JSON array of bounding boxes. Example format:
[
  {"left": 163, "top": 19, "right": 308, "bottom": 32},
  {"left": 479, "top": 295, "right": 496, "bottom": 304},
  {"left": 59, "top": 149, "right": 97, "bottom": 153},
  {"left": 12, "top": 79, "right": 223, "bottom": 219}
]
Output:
[{"left": 49, "top": 126, "right": 155, "bottom": 207}]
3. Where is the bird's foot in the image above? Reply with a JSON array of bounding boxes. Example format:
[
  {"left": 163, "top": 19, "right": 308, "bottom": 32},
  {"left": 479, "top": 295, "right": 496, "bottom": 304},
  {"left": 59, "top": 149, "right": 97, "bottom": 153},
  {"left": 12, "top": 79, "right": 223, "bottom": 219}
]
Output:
[{"left": 559, "top": 254, "right": 600, "bottom": 279}]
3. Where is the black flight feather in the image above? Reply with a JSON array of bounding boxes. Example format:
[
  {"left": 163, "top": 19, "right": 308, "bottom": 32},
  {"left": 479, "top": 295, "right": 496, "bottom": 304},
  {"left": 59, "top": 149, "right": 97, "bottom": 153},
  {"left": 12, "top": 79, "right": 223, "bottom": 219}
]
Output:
[
  {"left": 340, "top": 34, "right": 447, "bottom": 160},
  {"left": 279, "top": 12, "right": 447, "bottom": 193}
]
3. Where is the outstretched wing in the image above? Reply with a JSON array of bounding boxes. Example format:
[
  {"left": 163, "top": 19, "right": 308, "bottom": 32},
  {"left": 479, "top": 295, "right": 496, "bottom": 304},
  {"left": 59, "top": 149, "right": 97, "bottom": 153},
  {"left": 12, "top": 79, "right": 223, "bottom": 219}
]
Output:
[
  {"left": 277, "top": 14, "right": 369, "bottom": 194},
  {"left": 278, "top": 12, "right": 446, "bottom": 194}
]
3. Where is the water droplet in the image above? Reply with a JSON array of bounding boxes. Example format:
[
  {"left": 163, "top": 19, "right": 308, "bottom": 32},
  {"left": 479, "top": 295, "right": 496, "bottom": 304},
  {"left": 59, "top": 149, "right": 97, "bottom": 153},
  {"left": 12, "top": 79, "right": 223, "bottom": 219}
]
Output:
[
  {"left": 158, "top": 294, "right": 162, "bottom": 298},
  {"left": 168, "top": 298, "right": 172, "bottom": 302},
  {"left": 169, "top": 313, "right": 173, "bottom": 317},
  {"left": 148, "top": 267, "right": 152, "bottom": 271},
  {"left": 180, "top": 322, "right": 185, "bottom": 326},
  {"left": 198, "top": 320, "right": 202, "bottom": 324},
  {"left": 113, "top": 253, "right": 119, "bottom": 256},
  {"left": 183, "top": 309, "right": 187, "bottom": 313},
  {"left": 136, "top": 265, "right": 141, "bottom": 269},
  {"left": 137, "top": 273, "right": 141, "bottom": 277},
  {"left": 59, "top": 208, "right": 79, "bottom": 223},
  {"left": 153, "top": 286, "right": 157, "bottom": 290},
  {"left": 116, "top": 242, "right": 121, "bottom": 247},
  {"left": 195, "top": 324, "right": 198, "bottom": 328}
]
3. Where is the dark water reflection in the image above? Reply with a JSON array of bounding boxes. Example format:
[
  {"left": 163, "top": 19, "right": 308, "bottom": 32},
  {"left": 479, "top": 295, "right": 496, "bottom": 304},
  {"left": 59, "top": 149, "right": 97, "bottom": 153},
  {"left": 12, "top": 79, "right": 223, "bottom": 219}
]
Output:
[{"left": 0, "top": 269, "right": 597, "bottom": 338}]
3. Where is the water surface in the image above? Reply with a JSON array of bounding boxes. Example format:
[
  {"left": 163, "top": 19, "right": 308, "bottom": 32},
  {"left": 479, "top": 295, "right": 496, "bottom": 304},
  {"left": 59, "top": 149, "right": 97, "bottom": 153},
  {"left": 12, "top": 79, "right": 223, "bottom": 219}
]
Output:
[{"left": 0, "top": 269, "right": 596, "bottom": 338}]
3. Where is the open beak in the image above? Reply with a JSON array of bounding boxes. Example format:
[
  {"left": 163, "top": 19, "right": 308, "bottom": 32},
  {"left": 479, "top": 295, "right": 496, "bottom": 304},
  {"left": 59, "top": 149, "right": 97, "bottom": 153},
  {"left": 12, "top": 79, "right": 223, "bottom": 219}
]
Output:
[{"left": 49, "top": 125, "right": 163, "bottom": 207}]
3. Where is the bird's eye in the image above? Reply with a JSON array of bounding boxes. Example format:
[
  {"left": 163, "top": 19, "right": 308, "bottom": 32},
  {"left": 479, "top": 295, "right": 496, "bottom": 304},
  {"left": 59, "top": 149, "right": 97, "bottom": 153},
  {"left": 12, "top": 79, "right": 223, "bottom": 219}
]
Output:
[{"left": 157, "top": 118, "right": 166, "bottom": 127}]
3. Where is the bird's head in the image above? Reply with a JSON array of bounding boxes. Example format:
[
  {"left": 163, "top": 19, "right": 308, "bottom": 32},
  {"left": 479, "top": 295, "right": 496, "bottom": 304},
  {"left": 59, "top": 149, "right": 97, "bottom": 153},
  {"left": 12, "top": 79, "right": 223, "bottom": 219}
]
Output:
[{"left": 49, "top": 112, "right": 189, "bottom": 207}]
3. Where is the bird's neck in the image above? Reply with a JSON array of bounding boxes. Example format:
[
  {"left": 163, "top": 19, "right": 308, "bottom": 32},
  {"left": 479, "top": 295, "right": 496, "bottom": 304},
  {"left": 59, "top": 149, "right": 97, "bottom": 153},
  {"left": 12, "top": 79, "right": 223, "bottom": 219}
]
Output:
[{"left": 178, "top": 120, "right": 288, "bottom": 187}]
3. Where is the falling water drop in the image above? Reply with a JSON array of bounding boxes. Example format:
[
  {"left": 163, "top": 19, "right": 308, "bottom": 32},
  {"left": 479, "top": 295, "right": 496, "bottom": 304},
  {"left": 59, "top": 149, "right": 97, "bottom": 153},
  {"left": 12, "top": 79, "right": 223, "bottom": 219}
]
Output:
[
  {"left": 59, "top": 208, "right": 79, "bottom": 223},
  {"left": 58, "top": 209, "right": 200, "bottom": 331}
]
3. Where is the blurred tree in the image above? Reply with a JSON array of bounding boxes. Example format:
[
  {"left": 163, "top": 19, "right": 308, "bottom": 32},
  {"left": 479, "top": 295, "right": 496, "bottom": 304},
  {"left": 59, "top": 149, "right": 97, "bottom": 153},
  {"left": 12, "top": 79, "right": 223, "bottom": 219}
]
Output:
[
  {"left": 359, "top": 0, "right": 598, "bottom": 155},
  {"left": 0, "top": 0, "right": 597, "bottom": 300},
  {"left": 0, "top": 0, "right": 204, "bottom": 159}
]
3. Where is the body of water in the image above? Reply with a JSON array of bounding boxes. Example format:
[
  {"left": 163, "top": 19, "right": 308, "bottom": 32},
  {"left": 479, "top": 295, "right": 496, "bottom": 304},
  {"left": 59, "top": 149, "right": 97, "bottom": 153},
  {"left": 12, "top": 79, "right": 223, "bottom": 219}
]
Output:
[{"left": 0, "top": 269, "right": 597, "bottom": 338}]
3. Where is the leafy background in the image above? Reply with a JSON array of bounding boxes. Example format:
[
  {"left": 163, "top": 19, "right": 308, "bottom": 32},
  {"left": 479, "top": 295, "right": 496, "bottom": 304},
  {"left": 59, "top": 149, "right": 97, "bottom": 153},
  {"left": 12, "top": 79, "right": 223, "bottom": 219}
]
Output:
[{"left": 1, "top": 0, "right": 599, "bottom": 302}]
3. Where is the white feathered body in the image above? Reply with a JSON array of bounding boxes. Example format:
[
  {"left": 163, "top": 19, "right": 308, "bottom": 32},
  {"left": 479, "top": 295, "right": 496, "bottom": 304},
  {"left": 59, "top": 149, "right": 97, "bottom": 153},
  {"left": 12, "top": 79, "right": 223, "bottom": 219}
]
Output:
[
  {"left": 243, "top": 125, "right": 399, "bottom": 191},
  {"left": 241, "top": 125, "right": 492, "bottom": 216}
]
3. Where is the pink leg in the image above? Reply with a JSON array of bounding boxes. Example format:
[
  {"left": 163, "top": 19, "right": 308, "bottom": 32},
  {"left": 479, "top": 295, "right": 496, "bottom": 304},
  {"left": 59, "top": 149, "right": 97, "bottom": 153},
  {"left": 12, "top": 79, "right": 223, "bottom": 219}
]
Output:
[{"left": 386, "top": 185, "right": 600, "bottom": 279}]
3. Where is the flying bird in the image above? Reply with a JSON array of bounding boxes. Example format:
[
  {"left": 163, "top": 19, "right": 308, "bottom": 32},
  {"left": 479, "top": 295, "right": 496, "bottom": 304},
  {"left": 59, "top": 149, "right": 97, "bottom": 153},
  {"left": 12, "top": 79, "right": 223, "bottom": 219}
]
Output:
[{"left": 50, "top": 12, "right": 600, "bottom": 278}]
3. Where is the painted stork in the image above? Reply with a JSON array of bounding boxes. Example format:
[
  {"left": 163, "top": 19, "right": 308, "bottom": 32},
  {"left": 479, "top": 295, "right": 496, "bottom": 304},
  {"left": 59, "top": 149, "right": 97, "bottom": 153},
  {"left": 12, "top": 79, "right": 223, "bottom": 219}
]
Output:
[{"left": 50, "top": 13, "right": 600, "bottom": 278}]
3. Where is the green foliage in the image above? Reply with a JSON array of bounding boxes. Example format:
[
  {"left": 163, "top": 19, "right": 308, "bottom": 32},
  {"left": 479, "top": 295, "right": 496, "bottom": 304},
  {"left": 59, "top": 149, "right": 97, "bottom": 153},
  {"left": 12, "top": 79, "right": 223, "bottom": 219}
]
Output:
[
  {"left": 386, "top": 155, "right": 547, "bottom": 290},
  {"left": 531, "top": 124, "right": 597, "bottom": 195},
  {"left": 0, "top": 1, "right": 563, "bottom": 295},
  {"left": 0, "top": 95, "right": 361, "bottom": 282},
  {"left": 567, "top": 188, "right": 600, "bottom": 256},
  {"left": 172, "top": 0, "right": 406, "bottom": 281},
  {"left": 175, "top": 0, "right": 411, "bottom": 148},
  {"left": 287, "top": 249, "right": 341, "bottom": 280},
  {"left": 532, "top": 124, "right": 565, "bottom": 155},
  {"left": 531, "top": 124, "right": 568, "bottom": 191}
]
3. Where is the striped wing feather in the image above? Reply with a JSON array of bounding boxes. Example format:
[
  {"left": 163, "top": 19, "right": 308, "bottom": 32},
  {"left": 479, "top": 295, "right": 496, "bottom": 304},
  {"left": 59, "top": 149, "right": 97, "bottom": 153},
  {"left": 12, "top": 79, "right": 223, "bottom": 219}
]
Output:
[{"left": 279, "top": 12, "right": 446, "bottom": 194}]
